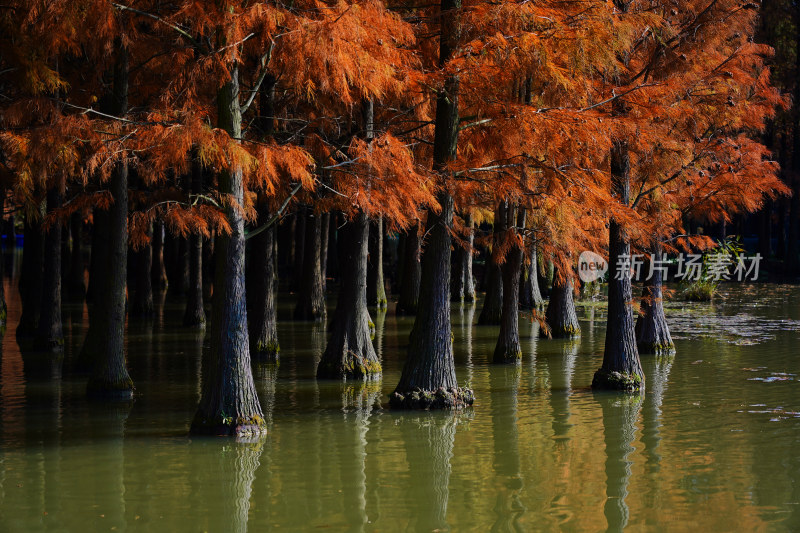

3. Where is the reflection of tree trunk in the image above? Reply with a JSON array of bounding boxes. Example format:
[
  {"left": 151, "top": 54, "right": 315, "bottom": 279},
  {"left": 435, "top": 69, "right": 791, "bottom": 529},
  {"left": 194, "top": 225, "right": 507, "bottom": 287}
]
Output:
[
  {"left": 400, "top": 415, "right": 458, "bottom": 531},
  {"left": 341, "top": 382, "right": 381, "bottom": 533},
  {"left": 86, "top": 401, "right": 132, "bottom": 532},
  {"left": 641, "top": 355, "right": 673, "bottom": 471},
  {"left": 597, "top": 393, "right": 642, "bottom": 533},
  {"left": 548, "top": 340, "right": 578, "bottom": 439},
  {"left": 490, "top": 365, "right": 525, "bottom": 532}
]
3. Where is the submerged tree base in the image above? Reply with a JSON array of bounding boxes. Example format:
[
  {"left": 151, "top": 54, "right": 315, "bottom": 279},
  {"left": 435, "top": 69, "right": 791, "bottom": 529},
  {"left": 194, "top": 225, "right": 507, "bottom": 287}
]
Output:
[
  {"left": 389, "top": 387, "right": 475, "bottom": 410},
  {"left": 317, "top": 353, "right": 382, "bottom": 380},
  {"left": 86, "top": 378, "right": 135, "bottom": 401},
  {"left": 251, "top": 339, "right": 280, "bottom": 362},
  {"left": 190, "top": 414, "right": 267, "bottom": 439},
  {"left": 33, "top": 337, "right": 65, "bottom": 352},
  {"left": 637, "top": 341, "right": 676, "bottom": 355},
  {"left": 493, "top": 346, "right": 522, "bottom": 364},
  {"left": 591, "top": 368, "right": 643, "bottom": 393},
  {"left": 541, "top": 324, "right": 580, "bottom": 339}
]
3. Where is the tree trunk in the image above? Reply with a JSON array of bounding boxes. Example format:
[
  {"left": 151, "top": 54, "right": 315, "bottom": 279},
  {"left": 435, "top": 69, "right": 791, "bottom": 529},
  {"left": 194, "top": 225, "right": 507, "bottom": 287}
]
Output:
[
  {"left": 86, "top": 42, "right": 133, "bottom": 399},
  {"left": 0, "top": 191, "right": 6, "bottom": 327},
  {"left": 294, "top": 208, "right": 326, "bottom": 321},
  {"left": 17, "top": 206, "right": 45, "bottom": 338},
  {"left": 291, "top": 210, "right": 306, "bottom": 292},
  {"left": 184, "top": 157, "right": 205, "bottom": 327},
  {"left": 479, "top": 203, "right": 505, "bottom": 325},
  {"left": 317, "top": 212, "right": 380, "bottom": 379},
  {"left": 191, "top": 61, "right": 265, "bottom": 438},
  {"left": 367, "top": 217, "right": 387, "bottom": 309},
  {"left": 396, "top": 223, "right": 421, "bottom": 315},
  {"left": 320, "top": 212, "right": 330, "bottom": 294},
  {"left": 593, "top": 140, "right": 644, "bottom": 392},
  {"left": 542, "top": 268, "right": 580, "bottom": 338},
  {"left": 129, "top": 228, "right": 154, "bottom": 318},
  {"left": 67, "top": 212, "right": 85, "bottom": 298},
  {"left": 151, "top": 220, "right": 168, "bottom": 290},
  {"left": 400, "top": 415, "right": 457, "bottom": 531},
  {"left": 392, "top": 192, "right": 472, "bottom": 408},
  {"left": 450, "top": 234, "right": 465, "bottom": 303},
  {"left": 202, "top": 234, "right": 214, "bottom": 299},
  {"left": 520, "top": 240, "right": 544, "bottom": 310},
  {"left": 635, "top": 240, "right": 674, "bottom": 354},
  {"left": 392, "top": 0, "right": 471, "bottom": 408},
  {"left": 247, "top": 216, "right": 279, "bottom": 360},
  {"left": 463, "top": 214, "right": 476, "bottom": 303},
  {"left": 36, "top": 181, "right": 65, "bottom": 350},
  {"left": 77, "top": 208, "right": 109, "bottom": 371},
  {"left": 493, "top": 203, "right": 524, "bottom": 364}
]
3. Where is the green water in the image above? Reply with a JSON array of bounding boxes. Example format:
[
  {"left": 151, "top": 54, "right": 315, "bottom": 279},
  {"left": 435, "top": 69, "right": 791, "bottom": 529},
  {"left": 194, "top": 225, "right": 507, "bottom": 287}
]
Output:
[{"left": 1, "top": 277, "right": 800, "bottom": 532}]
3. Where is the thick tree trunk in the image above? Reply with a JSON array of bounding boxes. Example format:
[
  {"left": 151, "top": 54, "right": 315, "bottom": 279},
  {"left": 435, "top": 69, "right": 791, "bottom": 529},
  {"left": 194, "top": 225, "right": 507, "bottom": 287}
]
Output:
[
  {"left": 183, "top": 157, "right": 205, "bottom": 327},
  {"left": 367, "top": 217, "right": 387, "bottom": 309},
  {"left": 396, "top": 223, "right": 421, "bottom": 315},
  {"left": 392, "top": 192, "right": 472, "bottom": 408},
  {"left": 392, "top": 0, "right": 472, "bottom": 408},
  {"left": 294, "top": 208, "right": 326, "bottom": 321},
  {"left": 593, "top": 140, "right": 644, "bottom": 392},
  {"left": 17, "top": 206, "right": 45, "bottom": 338},
  {"left": 542, "top": 268, "right": 580, "bottom": 338},
  {"left": 520, "top": 240, "right": 544, "bottom": 310},
  {"left": 86, "top": 42, "right": 133, "bottom": 399},
  {"left": 635, "top": 240, "right": 674, "bottom": 354},
  {"left": 36, "top": 182, "right": 65, "bottom": 350},
  {"left": 129, "top": 228, "right": 154, "bottom": 318},
  {"left": 191, "top": 62, "right": 265, "bottom": 438},
  {"left": 67, "top": 212, "right": 85, "bottom": 298},
  {"left": 317, "top": 212, "right": 380, "bottom": 379},
  {"left": 150, "top": 220, "right": 168, "bottom": 290},
  {"left": 493, "top": 203, "right": 524, "bottom": 364},
  {"left": 247, "top": 217, "right": 279, "bottom": 360}
]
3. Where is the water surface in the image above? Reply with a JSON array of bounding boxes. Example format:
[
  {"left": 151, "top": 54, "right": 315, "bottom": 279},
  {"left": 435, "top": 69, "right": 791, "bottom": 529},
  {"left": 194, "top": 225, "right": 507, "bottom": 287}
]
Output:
[{"left": 1, "top": 274, "right": 799, "bottom": 531}]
